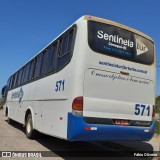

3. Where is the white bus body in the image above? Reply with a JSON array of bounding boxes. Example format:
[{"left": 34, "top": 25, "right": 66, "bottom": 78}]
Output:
[{"left": 3, "top": 16, "right": 156, "bottom": 141}]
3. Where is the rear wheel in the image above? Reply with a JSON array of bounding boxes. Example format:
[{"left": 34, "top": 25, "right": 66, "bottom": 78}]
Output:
[
  {"left": 26, "top": 114, "right": 37, "bottom": 139},
  {"left": 7, "top": 117, "right": 14, "bottom": 124}
]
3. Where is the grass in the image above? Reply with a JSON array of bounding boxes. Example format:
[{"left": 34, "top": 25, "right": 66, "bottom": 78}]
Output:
[{"left": 154, "top": 120, "right": 160, "bottom": 134}]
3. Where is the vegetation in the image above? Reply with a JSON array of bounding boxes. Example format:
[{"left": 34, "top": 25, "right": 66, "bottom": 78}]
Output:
[
  {"left": 155, "top": 121, "right": 160, "bottom": 134},
  {"left": 156, "top": 96, "right": 160, "bottom": 112},
  {"left": 155, "top": 96, "right": 160, "bottom": 134},
  {"left": 0, "top": 101, "right": 3, "bottom": 110}
]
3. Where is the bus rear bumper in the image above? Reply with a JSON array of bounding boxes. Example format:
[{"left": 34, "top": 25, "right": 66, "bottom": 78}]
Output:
[{"left": 67, "top": 113, "right": 154, "bottom": 141}]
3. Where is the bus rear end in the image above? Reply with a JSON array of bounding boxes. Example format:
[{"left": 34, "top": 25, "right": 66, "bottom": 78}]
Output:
[{"left": 67, "top": 16, "right": 155, "bottom": 141}]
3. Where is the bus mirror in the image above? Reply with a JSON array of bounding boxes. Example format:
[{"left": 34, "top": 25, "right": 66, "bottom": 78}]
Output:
[{"left": 1, "top": 85, "right": 8, "bottom": 102}]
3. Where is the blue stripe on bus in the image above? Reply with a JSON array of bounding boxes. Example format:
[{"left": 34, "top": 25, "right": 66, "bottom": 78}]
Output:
[{"left": 67, "top": 113, "right": 154, "bottom": 141}]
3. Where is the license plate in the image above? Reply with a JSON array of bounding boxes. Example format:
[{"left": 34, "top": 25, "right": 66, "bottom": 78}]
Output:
[{"left": 114, "top": 119, "right": 129, "bottom": 126}]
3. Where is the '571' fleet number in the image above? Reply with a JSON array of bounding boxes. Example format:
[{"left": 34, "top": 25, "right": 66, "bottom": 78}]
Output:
[
  {"left": 135, "top": 104, "right": 150, "bottom": 116},
  {"left": 55, "top": 80, "right": 65, "bottom": 92}
]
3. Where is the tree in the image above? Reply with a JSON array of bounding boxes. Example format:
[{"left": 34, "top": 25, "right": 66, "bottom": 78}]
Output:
[{"left": 156, "top": 96, "right": 160, "bottom": 113}]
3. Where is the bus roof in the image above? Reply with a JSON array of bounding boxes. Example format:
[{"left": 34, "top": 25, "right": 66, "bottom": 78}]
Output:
[{"left": 83, "top": 16, "right": 154, "bottom": 42}]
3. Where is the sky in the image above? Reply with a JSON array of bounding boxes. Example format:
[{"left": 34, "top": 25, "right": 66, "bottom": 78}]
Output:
[{"left": 0, "top": 0, "right": 160, "bottom": 95}]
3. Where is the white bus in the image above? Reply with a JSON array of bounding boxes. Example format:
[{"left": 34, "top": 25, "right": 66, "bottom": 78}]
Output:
[{"left": 2, "top": 16, "right": 156, "bottom": 141}]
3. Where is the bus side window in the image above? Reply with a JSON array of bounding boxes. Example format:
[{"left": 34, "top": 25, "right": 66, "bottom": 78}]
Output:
[
  {"left": 10, "top": 75, "right": 15, "bottom": 89},
  {"left": 23, "top": 63, "right": 30, "bottom": 83},
  {"left": 21, "top": 67, "right": 26, "bottom": 84},
  {"left": 7, "top": 77, "right": 11, "bottom": 90},
  {"left": 45, "top": 45, "right": 53, "bottom": 74},
  {"left": 52, "top": 43, "right": 57, "bottom": 70},
  {"left": 34, "top": 54, "right": 43, "bottom": 79},
  {"left": 15, "top": 71, "right": 19, "bottom": 87},
  {"left": 17, "top": 69, "right": 23, "bottom": 86},
  {"left": 60, "top": 35, "right": 68, "bottom": 57},
  {"left": 57, "top": 29, "right": 74, "bottom": 70},
  {"left": 40, "top": 52, "right": 47, "bottom": 76},
  {"left": 13, "top": 73, "right": 18, "bottom": 88},
  {"left": 9, "top": 76, "right": 13, "bottom": 89},
  {"left": 67, "top": 30, "right": 74, "bottom": 52},
  {"left": 28, "top": 60, "right": 35, "bottom": 81}
]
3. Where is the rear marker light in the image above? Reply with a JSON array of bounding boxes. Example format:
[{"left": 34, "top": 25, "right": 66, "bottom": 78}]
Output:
[
  {"left": 84, "top": 127, "right": 90, "bottom": 130},
  {"left": 84, "top": 127, "right": 97, "bottom": 131},
  {"left": 91, "top": 127, "right": 97, "bottom": 130},
  {"left": 144, "top": 129, "right": 153, "bottom": 133}
]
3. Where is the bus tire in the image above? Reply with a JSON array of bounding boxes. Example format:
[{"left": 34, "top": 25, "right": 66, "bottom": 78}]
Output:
[
  {"left": 6, "top": 108, "right": 14, "bottom": 124},
  {"left": 25, "top": 114, "right": 37, "bottom": 139},
  {"left": 7, "top": 117, "right": 14, "bottom": 124}
]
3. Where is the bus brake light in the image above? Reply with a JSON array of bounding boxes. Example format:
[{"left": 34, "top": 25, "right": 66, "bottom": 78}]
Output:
[{"left": 72, "top": 97, "right": 83, "bottom": 111}]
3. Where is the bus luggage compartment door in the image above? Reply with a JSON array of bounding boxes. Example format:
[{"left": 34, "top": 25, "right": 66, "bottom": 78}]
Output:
[{"left": 83, "top": 68, "right": 154, "bottom": 122}]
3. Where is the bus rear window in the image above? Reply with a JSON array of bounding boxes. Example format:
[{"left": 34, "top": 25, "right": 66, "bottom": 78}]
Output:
[{"left": 88, "top": 21, "right": 154, "bottom": 65}]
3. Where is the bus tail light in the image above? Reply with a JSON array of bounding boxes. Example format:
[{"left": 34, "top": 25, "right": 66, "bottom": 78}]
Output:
[
  {"left": 152, "top": 105, "right": 156, "bottom": 118},
  {"left": 72, "top": 97, "right": 83, "bottom": 116}
]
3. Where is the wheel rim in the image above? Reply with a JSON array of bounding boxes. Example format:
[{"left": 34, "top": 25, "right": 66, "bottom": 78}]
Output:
[{"left": 27, "top": 119, "right": 31, "bottom": 133}]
